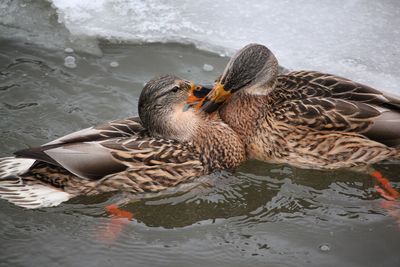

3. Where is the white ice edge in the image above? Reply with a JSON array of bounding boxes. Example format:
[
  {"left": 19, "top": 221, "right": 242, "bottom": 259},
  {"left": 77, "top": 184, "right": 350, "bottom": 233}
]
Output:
[{"left": 1, "top": 0, "right": 400, "bottom": 93}]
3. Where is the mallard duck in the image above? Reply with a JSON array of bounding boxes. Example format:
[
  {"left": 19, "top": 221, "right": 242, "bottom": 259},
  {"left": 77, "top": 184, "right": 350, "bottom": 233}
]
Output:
[
  {"left": 188, "top": 44, "right": 400, "bottom": 170},
  {"left": 0, "top": 75, "right": 245, "bottom": 209}
]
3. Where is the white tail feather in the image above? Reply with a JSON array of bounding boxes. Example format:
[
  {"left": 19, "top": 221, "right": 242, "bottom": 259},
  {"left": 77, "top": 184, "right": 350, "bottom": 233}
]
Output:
[{"left": 0, "top": 157, "right": 71, "bottom": 209}]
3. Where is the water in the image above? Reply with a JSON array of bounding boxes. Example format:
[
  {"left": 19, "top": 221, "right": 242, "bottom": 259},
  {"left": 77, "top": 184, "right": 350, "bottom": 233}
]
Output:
[{"left": 1, "top": 1, "right": 400, "bottom": 266}]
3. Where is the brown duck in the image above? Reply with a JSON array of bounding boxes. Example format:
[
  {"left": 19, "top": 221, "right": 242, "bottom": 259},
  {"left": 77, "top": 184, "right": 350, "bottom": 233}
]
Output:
[
  {"left": 0, "top": 75, "right": 245, "bottom": 209},
  {"left": 188, "top": 44, "right": 400, "bottom": 170}
]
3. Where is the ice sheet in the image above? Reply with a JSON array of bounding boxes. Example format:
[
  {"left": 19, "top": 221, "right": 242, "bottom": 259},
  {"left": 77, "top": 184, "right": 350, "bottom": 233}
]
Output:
[
  {"left": 50, "top": 0, "right": 400, "bottom": 93},
  {"left": 1, "top": 0, "right": 399, "bottom": 93}
]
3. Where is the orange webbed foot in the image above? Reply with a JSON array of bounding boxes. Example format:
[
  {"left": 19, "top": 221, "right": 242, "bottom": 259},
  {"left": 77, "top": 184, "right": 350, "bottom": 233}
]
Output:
[
  {"left": 370, "top": 170, "right": 400, "bottom": 230},
  {"left": 98, "top": 204, "right": 134, "bottom": 243},
  {"left": 374, "top": 186, "right": 398, "bottom": 201},
  {"left": 106, "top": 204, "right": 134, "bottom": 220},
  {"left": 371, "top": 170, "right": 399, "bottom": 200}
]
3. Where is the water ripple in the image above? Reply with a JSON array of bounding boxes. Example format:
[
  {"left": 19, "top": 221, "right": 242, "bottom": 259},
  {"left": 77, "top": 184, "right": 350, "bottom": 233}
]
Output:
[
  {"left": 6, "top": 57, "right": 54, "bottom": 72},
  {"left": 1, "top": 40, "right": 400, "bottom": 267},
  {"left": 3, "top": 102, "right": 39, "bottom": 110},
  {"left": 0, "top": 84, "right": 19, "bottom": 91}
]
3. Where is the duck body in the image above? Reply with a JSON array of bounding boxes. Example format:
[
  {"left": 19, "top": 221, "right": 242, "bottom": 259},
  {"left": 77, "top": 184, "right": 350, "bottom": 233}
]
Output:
[
  {"left": 221, "top": 85, "right": 399, "bottom": 169},
  {"left": 195, "top": 44, "right": 400, "bottom": 169},
  {"left": 0, "top": 76, "right": 245, "bottom": 209}
]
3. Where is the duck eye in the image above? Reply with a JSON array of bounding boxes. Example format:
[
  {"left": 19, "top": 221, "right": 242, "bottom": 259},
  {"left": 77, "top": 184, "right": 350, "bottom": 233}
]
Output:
[{"left": 171, "top": 86, "right": 179, "bottom": 93}]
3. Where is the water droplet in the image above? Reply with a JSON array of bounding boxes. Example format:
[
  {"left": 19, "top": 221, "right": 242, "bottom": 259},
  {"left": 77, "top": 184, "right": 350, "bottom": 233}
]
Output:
[
  {"left": 319, "top": 244, "right": 330, "bottom": 252},
  {"left": 64, "top": 47, "right": 74, "bottom": 53},
  {"left": 202, "top": 64, "right": 214, "bottom": 72},
  {"left": 64, "top": 56, "right": 77, "bottom": 69},
  {"left": 110, "top": 61, "right": 119, "bottom": 68}
]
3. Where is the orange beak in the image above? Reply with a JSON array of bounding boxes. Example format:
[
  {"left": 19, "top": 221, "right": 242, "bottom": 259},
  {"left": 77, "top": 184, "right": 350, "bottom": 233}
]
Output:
[
  {"left": 199, "top": 82, "right": 232, "bottom": 113},
  {"left": 184, "top": 82, "right": 232, "bottom": 113},
  {"left": 184, "top": 83, "right": 213, "bottom": 111}
]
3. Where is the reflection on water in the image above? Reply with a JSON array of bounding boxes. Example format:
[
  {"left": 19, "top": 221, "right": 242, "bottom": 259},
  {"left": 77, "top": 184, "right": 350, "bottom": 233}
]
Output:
[{"left": 0, "top": 41, "right": 399, "bottom": 267}]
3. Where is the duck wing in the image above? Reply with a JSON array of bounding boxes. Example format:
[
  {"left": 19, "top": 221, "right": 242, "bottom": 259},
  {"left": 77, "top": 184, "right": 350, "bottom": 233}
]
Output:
[
  {"left": 14, "top": 117, "right": 202, "bottom": 180},
  {"left": 45, "top": 116, "right": 146, "bottom": 146},
  {"left": 288, "top": 71, "right": 400, "bottom": 109},
  {"left": 13, "top": 116, "right": 146, "bottom": 179},
  {"left": 272, "top": 71, "right": 400, "bottom": 146},
  {"left": 15, "top": 135, "right": 201, "bottom": 181}
]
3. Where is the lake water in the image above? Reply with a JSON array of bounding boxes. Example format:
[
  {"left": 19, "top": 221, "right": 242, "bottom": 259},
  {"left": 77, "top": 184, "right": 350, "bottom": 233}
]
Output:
[
  {"left": 1, "top": 0, "right": 400, "bottom": 266},
  {"left": 1, "top": 40, "right": 399, "bottom": 267}
]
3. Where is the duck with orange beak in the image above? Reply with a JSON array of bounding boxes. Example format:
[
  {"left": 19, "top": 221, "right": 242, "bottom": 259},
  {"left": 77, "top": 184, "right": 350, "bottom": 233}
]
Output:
[
  {"left": 0, "top": 75, "right": 246, "bottom": 209},
  {"left": 187, "top": 44, "right": 400, "bottom": 174}
]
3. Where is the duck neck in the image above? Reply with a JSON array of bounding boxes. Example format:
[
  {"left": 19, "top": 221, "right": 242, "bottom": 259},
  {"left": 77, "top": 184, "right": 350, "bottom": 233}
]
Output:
[
  {"left": 191, "top": 118, "right": 246, "bottom": 172},
  {"left": 219, "top": 92, "right": 265, "bottom": 136},
  {"left": 218, "top": 92, "right": 276, "bottom": 157}
]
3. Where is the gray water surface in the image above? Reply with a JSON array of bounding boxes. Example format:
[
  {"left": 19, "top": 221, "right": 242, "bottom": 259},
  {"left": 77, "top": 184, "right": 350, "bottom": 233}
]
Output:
[{"left": 0, "top": 41, "right": 399, "bottom": 267}]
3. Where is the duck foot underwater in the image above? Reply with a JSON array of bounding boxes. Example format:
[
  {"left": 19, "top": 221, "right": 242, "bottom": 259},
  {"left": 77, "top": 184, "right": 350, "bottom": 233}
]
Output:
[
  {"left": 97, "top": 204, "right": 134, "bottom": 243},
  {"left": 95, "top": 168, "right": 400, "bottom": 243},
  {"left": 371, "top": 170, "right": 399, "bottom": 201},
  {"left": 370, "top": 170, "right": 400, "bottom": 230}
]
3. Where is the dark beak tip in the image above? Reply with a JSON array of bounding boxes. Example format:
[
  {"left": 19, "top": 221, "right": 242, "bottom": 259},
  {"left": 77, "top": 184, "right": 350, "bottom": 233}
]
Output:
[
  {"left": 193, "top": 84, "right": 213, "bottom": 98},
  {"left": 200, "top": 101, "right": 220, "bottom": 114}
]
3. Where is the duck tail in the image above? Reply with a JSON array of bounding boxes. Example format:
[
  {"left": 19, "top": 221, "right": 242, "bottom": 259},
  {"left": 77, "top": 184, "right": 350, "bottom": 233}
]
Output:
[{"left": 0, "top": 157, "right": 71, "bottom": 209}]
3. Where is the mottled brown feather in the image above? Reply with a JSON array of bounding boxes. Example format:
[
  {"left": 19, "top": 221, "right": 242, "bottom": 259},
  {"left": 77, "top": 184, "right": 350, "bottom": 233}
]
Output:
[
  {"left": 211, "top": 44, "right": 400, "bottom": 169},
  {"left": 269, "top": 71, "right": 400, "bottom": 146},
  {"left": 13, "top": 115, "right": 244, "bottom": 197}
]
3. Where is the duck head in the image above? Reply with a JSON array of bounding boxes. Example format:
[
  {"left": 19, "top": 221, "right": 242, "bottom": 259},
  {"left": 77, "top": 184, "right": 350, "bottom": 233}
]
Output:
[
  {"left": 139, "top": 75, "right": 207, "bottom": 142},
  {"left": 187, "top": 43, "right": 279, "bottom": 113},
  {"left": 139, "top": 75, "right": 246, "bottom": 170}
]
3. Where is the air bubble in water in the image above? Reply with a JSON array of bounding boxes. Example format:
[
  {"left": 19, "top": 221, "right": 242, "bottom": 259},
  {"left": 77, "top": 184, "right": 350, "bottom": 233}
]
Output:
[
  {"left": 202, "top": 64, "right": 214, "bottom": 72},
  {"left": 64, "top": 47, "right": 74, "bottom": 53},
  {"left": 110, "top": 61, "right": 119, "bottom": 68},
  {"left": 64, "top": 56, "right": 77, "bottom": 69},
  {"left": 319, "top": 244, "right": 331, "bottom": 252}
]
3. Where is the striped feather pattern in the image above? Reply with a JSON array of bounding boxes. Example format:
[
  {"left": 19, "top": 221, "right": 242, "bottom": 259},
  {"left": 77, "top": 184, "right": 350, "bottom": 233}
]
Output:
[
  {"left": 0, "top": 158, "right": 71, "bottom": 208},
  {"left": 213, "top": 44, "right": 400, "bottom": 169}
]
